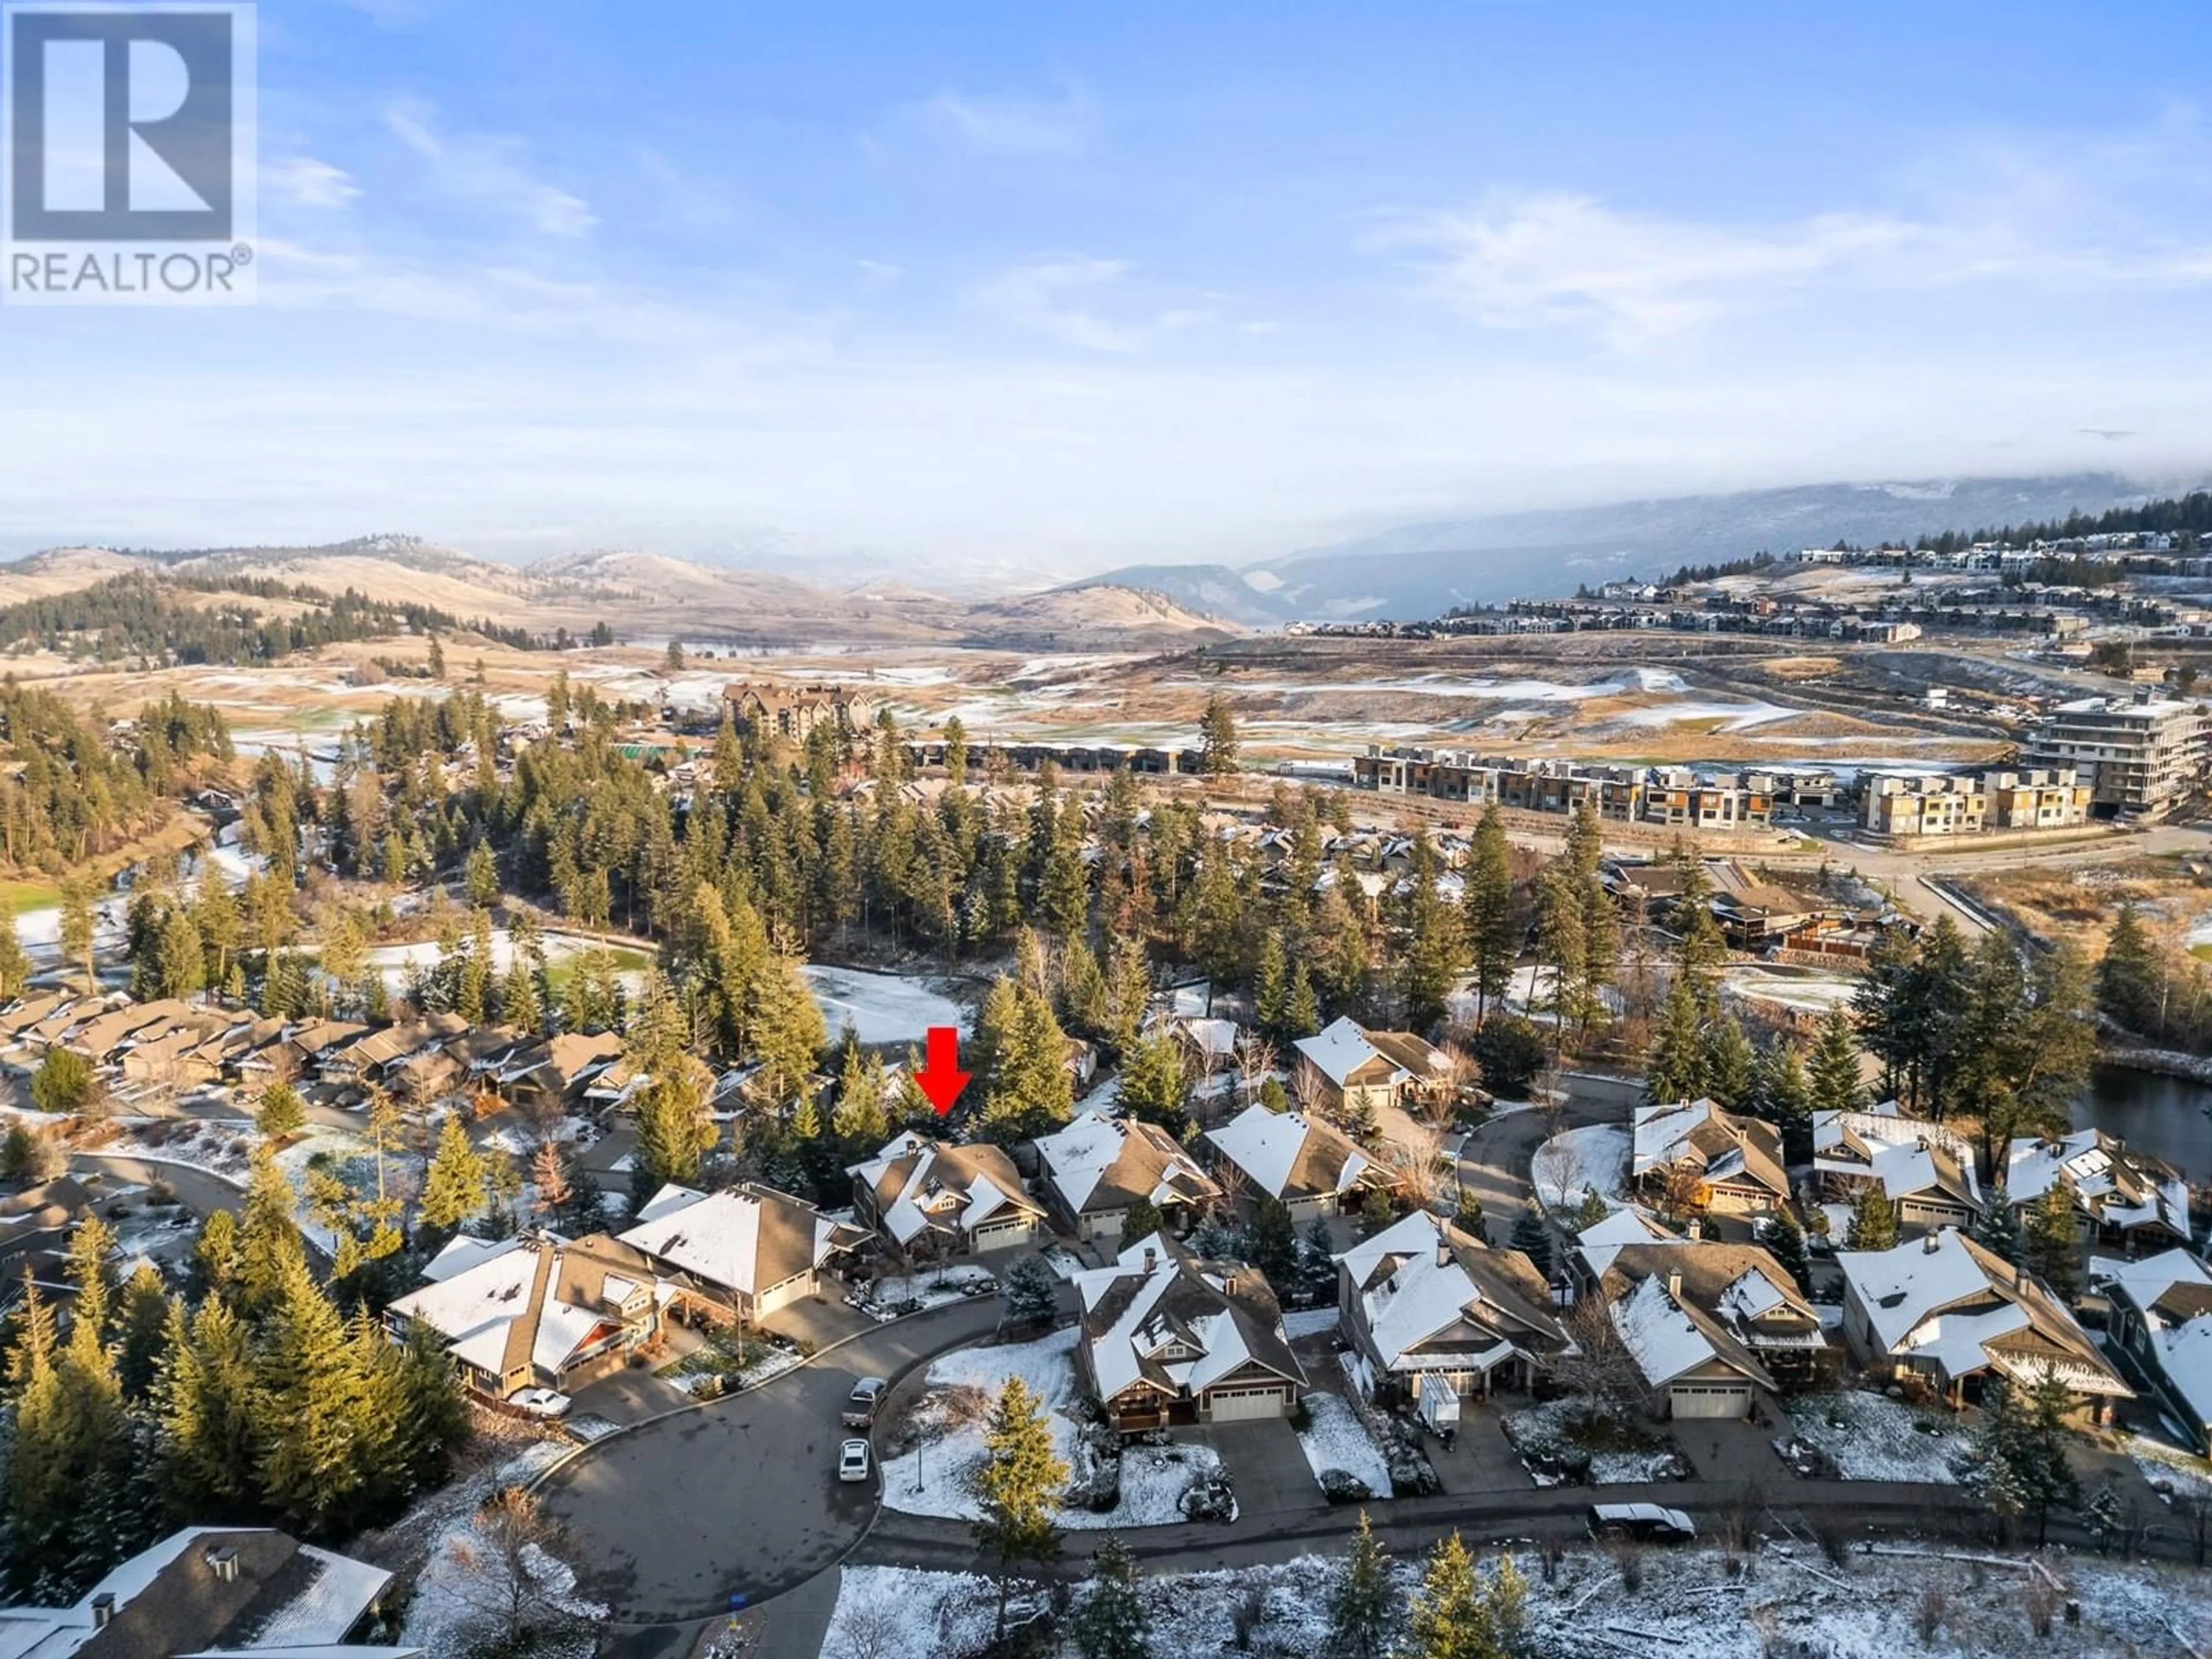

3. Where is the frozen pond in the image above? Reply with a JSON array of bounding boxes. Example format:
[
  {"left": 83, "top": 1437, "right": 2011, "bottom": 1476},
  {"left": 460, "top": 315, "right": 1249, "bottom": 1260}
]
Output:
[
  {"left": 363, "top": 929, "right": 646, "bottom": 988},
  {"left": 802, "top": 965, "right": 969, "bottom": 1046}
]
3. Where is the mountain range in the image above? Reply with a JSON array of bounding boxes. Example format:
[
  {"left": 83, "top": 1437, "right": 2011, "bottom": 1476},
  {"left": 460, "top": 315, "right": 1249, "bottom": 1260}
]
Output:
[{"left": 1056, "top": 472, "right": 2198, "bottom": 624}]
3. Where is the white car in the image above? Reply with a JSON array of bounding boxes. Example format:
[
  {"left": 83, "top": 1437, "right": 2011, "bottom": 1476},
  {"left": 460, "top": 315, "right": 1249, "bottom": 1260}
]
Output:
[
  {"left": 510, "top": 1388, "right": 572, "bottom": 1420},
  {"left": 838, "top": 1438, "right": 873, "bottom": 1483}
]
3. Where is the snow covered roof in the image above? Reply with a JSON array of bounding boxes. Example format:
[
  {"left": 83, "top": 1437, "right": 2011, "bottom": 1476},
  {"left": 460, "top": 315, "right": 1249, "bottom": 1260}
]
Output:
[
  {"left": 1205, "top": 1104, "right": 1377, "bottom": 1204},
  {"left": 847, "top": 1134, "right": 1043, "bottom": 1247},
  {"left": 1572, "top": 1207, "right": 1678, "bottom": 1277},
  {"left": 1631, "top": 1100, "right": 1788, "bottom": 1197},
  {"left": 2005, "top": 1130, "right": 2190, "bottom": 1239},
  {"left": 620, "top": 1182, "right": 859, "bottom": 1297},
  {"left": 1336, "top": 1209, "right": 1563, "bottom": 1376},
  {"left": 0, "top": 1527, "right": 397, "bottom": 1658},
  {"left": 1838, "top": 1228, "right": 2130, "bottom": 1396},
  {"left": 1611, "top": 1273, "right": 1741, "bottom": 1389},
  {"left": 1077, "top": 1246, "right": 1305, "bottom": 1404},
  {"left": 2153, "top": 1315, "right": 2212, "bottom": 1433},
  {"left": 1032, "top": 1110, "right": 1219, "bottom": 1217},
  {"left": 391, "top": 1231, "right": 664, "bottom": 1383},
  {"left": 1291, "top": 1016, "right": 1396, "bottom": 1089}
]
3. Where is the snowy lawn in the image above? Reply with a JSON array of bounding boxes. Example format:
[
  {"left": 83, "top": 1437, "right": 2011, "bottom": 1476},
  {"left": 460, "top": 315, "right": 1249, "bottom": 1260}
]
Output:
[
  {"left": 878, "top": 1327, "right": 1229, "bottom": 1529},
  {"left": 100, "top": 1118, "right": 255, "bottom": 1182},
  {"left": 399, "top": 1454, "right": 604, "bottom": 1659},
  {"left": 1531, "top": 1123, "right": 1630, "bottom": 1209},
  {"left": 2123, "top": 1432, "right": 2212, "bottom": 1502},
  {"left": 1781, "top": 1392, "right": 1972, "bottom": 1483},
  {"left": 1294, "top": 1392, "right": 1393, "bottom": 1499},
  {"left": 827, "top": 1540, "right": 2212, "bottom": 1659},
  {"left": 1503, "top": 1397, "right": 1687, "bottom": 1485},
  {"left": 661, "top": 1327, "right": 806, "bottom": 1396},
  {"left": 802, "top": 965, "right": 969, "bottom": 1046},
  {"left": 852, "top": 1263, "right": 997, "bottom": 1320}
]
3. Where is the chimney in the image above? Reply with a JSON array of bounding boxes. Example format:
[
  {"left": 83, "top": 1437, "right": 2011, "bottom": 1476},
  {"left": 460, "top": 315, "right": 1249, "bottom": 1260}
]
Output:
[
  {"left": 91, "top": 1593, "right": 115, "bottom": 1628},
  {"left": 1686, "top": 1218, "right": 1703, "bottom": 1241},
  {"left": 204, "top": 1544, "right": 238, "bottom": 1583},
  {"left": 1437, "top": 1237, "right": 1453, "bottom": 1269},
  {"left": 1923, "top": 1231, "right": 1941, "bottom": 1254},
  {"left": 1142, "top": 1246, "right": 1156, "bottom": 1273},
  {"left": 1665, "top": 1268, "right": 1683, "bottom": 1304}
]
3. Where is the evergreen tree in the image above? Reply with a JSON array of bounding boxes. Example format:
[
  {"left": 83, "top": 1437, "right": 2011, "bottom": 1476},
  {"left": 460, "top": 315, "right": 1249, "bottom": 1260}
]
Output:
[
  {"left": 1509, "top": 1209, "right": 1552, "bottom": 1277},
  {"left": 2095, "top": 900, "right": 2162, "bottom": 1033},
  {"left": 1972, "top": 1184, "right": 2024, "bottom": 1264},
  {"left": 1844, "top": 1184, "right": 1899, "bottom": 1251},
  {"left": 58, "top": 878, "right": 95, "bottom": 988},
  {"left": 1759, "top": 1210, "right": 1810, "bottom": 1291},
  {"left": 632, "top": 1054, "right": 719, "bottom": 1199},
  {"left": 1118, "top": 1198, "right": 1164, "bottom": 1254},
  {"left": 1967, "top": 1373, "right": 2081, "bottom": 1546},
  {"left": 256, "top": 1081, "right": 306, "bottom": 1139},
  {"left": 418, "top": 1112, "right": 488, "bottom": 1232},
  {"left": 236, "top": 1145, "right": 307, "bottom": 1317},
  {"left": 1402, "top": 1531, "right": 1522, "bottom": 1659},
  {"left": 832, "top": 1046, "right": 890, "bottom": 1149},
  {"left": 29, "top": 1046, "right": 95, "bottom": 1115},
  {"left": 1642, "top": 976, "right": 1707, "bottom": 1103},
  {"left": 1117, "top": 1033, "right": 1189, "bottom": 1133},
  {"left": 464, "top": 839, "right": 499, "bottom": 907},
  {"left": 1463, "top": 807, "right": 1517, "bottom": 1028},
  {"left": 154, "top": 1293, "right": 259, "bottom": 1513},
  {"left": 0, "top": 900, "right": 31, "bottom": 1003},
  {"left": 255, "top": 1259, "right": 381, "bottom": 1536},
  {"left": 113, "top": 1263, "right": 168, "bottom": 1400},
  {"left": 1253, "top": 930, "right": 1289, "bottom": 1038},
  {"left": 971, "top": 1376, "right": 1069, "bottom": 1639},
  {"left": 1070, "top": 1534, "right": 1150, "bottom": 1659},
  {"left": 1327, "top": 1510, "right": 1398, "bottom": 1659},
  {"left": 1198, "top": 692, "right": 1240, "bottom": 776},
  {"left": 1248, "top": 1196, "right": 1298, "bottom": 1290},
  {"left": 1808, "top": 1008, "right": 1863, "bottom": 1116},
  {"left": 2024, "top": 1184, "right": 2082, "bottom": 1301},
  {"left": 1701, "top": 1015, "right": 1756, "bottom": 1111},
  {"left": 1001, "top": 1253, "right": 1059, "bottom": 1324}
]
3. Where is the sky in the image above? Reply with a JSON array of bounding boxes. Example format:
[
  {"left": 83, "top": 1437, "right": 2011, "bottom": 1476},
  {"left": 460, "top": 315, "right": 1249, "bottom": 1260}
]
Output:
[{"left": 3, "top": 0, "right": 2211, "bottom": 582}]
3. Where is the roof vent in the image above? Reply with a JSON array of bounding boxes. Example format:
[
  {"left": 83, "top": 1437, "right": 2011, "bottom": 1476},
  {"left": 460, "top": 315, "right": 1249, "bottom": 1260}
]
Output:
[
  {"left": 1923, "top": 1231, "right": 1941, "bottom": 1253},
  {"left": 91, "top": 1592, "right": 115, "bottom": 1628},
  {"left": 1142, "top": 1247, "right": 1157, "bottom": 1273},
  {"left": 204, "top": 1544, "right": 239, "bottom": 1582},
  {"left": 1665, "top": 1268, "right": 1684, "bottom": 1304}
]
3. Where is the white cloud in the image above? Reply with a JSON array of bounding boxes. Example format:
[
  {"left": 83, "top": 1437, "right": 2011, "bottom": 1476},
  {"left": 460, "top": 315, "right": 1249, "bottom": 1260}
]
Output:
[
  {"left": 384, "top": 101, "right": 596, "bottom": 238},
  {"left": 855, "top": 258, "right": 905, "bottom": 292},
  {"left": 978, "top": 256, "right": 1214, "bottom": 354},
  {"left": 266, "top": 156, "right": 361, "bottom": 210},
  {"left": 908, "top": 87, "right": 1093, "bottom": 157}
]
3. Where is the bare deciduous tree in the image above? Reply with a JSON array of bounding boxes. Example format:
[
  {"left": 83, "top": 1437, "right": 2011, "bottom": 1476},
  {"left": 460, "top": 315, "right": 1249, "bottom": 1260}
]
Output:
[
  {"left": 1542, "top": 1297, "right": 1647, "bottom": 1425},
  {"left": 1235, "top": 1035, "right": 1278, "bottom": 1106},
  {"left": 1531, "top": 1137, "right": 1584, "bottom": 1211},
  {"left": 442, "top": 1487, "right": 587, "bottom": 1651},
  {"left": 1379, "top": 1122, "right": 1445, "bottom": 1210},
  {"left": 829, "top": 1587, "right": 908, "bottom": 1659}
]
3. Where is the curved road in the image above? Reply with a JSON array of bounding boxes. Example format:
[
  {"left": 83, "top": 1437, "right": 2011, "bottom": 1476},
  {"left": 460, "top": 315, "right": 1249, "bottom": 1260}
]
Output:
[
  {"left": 1455, "top": 1073, "right": 1635, "bottom": 1228},
  {"left": 536, "top": 1294, "right": 1008, "bottom": 1625}
]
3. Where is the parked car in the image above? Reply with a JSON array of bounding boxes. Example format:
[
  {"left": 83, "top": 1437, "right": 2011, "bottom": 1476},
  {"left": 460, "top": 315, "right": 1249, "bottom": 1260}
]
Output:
[
  {"left": 1587, "top": 1502, "right": 1695, "bottom": 1543},
  {"left": 842, "top": 1376, "right": 889, "bottom": 1429},
  {"left": 510, "top": 1388, "right": 573, "bottom": 1420},
  {"left": 838, "top": 1438, "right": 873, "bottom": 1483}
]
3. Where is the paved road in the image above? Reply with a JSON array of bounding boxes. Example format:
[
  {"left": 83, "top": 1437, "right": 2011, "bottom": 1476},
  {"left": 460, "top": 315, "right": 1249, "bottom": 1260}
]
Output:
[
  {"left": 535, "top": 1294, "right": 1009, "bottom": 1626},
  {"left": 69, "top": 1151, "right": 244, "bottom": 1220},
  {"left": 1455, "top": 1072, "right": 1635, "bottom": 1229}
]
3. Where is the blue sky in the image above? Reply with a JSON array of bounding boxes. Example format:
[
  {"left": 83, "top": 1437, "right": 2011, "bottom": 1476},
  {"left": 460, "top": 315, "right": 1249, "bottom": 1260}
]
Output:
[{"left": 5, "top": 0, "right": 2211, "bottom": 579}]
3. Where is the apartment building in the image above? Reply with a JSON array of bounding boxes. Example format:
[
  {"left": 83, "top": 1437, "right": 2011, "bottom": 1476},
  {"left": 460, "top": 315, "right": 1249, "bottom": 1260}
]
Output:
[
  {"left": 2024, "top": 692, "right": 2212, "bottom": 817},
  {"left": 1860, "top": 768, "right": 2090, "bottom": 839},
  {"left": 1350, "top": 749, "right": 1774, "bottom": 830}
]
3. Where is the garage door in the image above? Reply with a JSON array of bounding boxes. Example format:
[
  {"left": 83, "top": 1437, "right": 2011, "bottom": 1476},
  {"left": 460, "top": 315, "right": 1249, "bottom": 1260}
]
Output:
[
  {"left": 972, "top": 1217, "right": 1033, "bottom": 1248},
  {"left": 1207, "top": 1387, "right": 1285, "bottom": 1422},
  {"left": 1669, "top": 1382, "right": 1751, "bottom": 1419}
]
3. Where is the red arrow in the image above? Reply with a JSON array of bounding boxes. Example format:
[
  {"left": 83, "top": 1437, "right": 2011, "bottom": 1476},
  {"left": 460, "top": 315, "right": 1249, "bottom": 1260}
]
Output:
[{"left": 914, "top": 1025, "right": 970, "bottom": 1116}]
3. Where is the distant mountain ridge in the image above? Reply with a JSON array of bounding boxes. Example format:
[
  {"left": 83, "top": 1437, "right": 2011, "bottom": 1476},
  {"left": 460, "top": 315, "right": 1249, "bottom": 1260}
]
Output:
[{"left": 1060, "top": 472, "right": 2202, "bottom": 624}]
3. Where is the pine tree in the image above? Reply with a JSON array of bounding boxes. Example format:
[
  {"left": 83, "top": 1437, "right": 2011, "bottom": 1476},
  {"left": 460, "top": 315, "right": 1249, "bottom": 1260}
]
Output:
[
  {"left": 1403, "top": 1531, "right": 1499, "bottom": 1659},
  {"left": 1967, "top": 1373, "right": 2081, "bottom": 1546},
  {"left": 1286, "top": 960, "right": 1321, "bottom": 1039},
  {"left": 419, "top": 1112, "right": 488, "bottom": 1232},
  {"left": 2096, "top": 900, "right": 2162, "bottom": 1034},
  {"left": 1642, "top": 976, "right": 1707, "bottom": 1103},
  {"left": 1702, "top": 1016, "right": 1756, "bottom": 1111},
  {"left": 255, "top": 1259, "right": 378, "bottom": 1536},
  {"left": 832, "top": 1047, "right": 889, "bottom": 1149},
  {"left": 464, "top": 839, "right": 500, "bottom": 907},
  {"left": 633, "top": 1053, "right": 719, "bottom": 1195},
  {"left": 1248, "top": 1197, "right": 1297, "bottom": 1289},
  {"left": 113, "top": 1262, "right": 168, "bottom": 1400},
  {"left": 501, "top": 953, "right": 544, "bottom": 1033},
  {"left": 1509, "top": 1209, "right": 1552, "bottom": 1277},
  {"left": 971, "top": 1376, "right": 1069, "bottom": 1638},
  {"left": 1844, "top": 1184, "right": 1899, "bottom": 1251},
  {"left": 1117, "top": 1034, "right": 1188, "bottom": 1132},
  {"left": 154, "top": 1293, "right": 259, "bottom": 1512},
  {"left": 1464, "top": 807, "right": 1516, "bottom": 1028},
  {"left": 1253, "top": 930, "right": 1289, "bottom": 1038},
  {"left": 2024, "top": 1184, "right": 2082, "bottom": 1301},
  {"left": 1759, "top": 1210, "right": 1810, "bottom": 1291},
  {"left": 1972, "top": 1184, "right": 2024, "bottom": 1264},
  {"left": 1070, "top": 1534, "right": 1149, "bottom": 1659},
  {"left": 1327, "top": 1510, "right": 1398, "bottom": 1659},
  {"left": 0, "top": 901, "right": 33, "bottom": 1003},
  {"left": 1755, "top": 1041, "right": 1816, "bottom": 1161},
  {"left": 1808, "top": 1008, "right": 1863, "bottom": 1115},
  {"left": 256, "top": 1081, "right": 306, "bottom": 1139},
  {"left": 236, "top": 1145, "right": 306, "bottom": 1317},
  {"left": 1198, "top": 692, "right": 1240, "bottom": 776},
  {"left": 192, "top": 1207, "right": 243, "bottom": 1303}
]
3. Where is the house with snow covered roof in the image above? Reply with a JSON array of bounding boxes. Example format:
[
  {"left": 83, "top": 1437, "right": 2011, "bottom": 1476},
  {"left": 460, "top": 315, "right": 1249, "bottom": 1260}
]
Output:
[
  {"left": 2094, "top": 1248, "right": 2212, "bottom": 1453},
  {"left": 1074, "top": 1234, "right": 1308, "bottom": 1430},
  {"left": 847, "top": 1131, "right": 1047, "bottom": 1257},
  {"left": 1814, "top": 1104, "right": 1981, "bottom": 1233},
  {"left": 1586, "top": 1241, "right": 1828, "bottom": 1415},
  {"left": 2003, "top": 1129, "right": 2193, "bottom": 1253},
  {"left": 1031, "top": 1110, "right": 1222, "bottom": 1243},
  {"left": 0, "top": 1525, "right": 406, "bottom": 1657},
  {"left": 619, "top": 1181, "right": 869, "bottom": 1324},
  {"left": 1205, "top": 1103, "right": 1396, "bottom": 1222},
  {"left": 498, "top": 1029, "right": 628, "bottom": 1112},
  {"left": 387, "top": 1229, "right": 672, "bottom": 1399},
  {"left": 1335, "top": 1209, "right": 1566, "bottom": 1404},
  {"left": 1570, "top": 1206, "right": 1681, "bottom": 1278},
  {"left": 1290, "top": 1015, "right": 1451, "bottom": 1122},
  {"left": 1631, "top": 1100, "right": 1789, "bottom": 1217},
  {"left": 1161, "top": 1014, "right": 1241, "bottom": 1077},
  {"left": 1836, "top": 1227, "right": 2131, "bottom": 1418}
]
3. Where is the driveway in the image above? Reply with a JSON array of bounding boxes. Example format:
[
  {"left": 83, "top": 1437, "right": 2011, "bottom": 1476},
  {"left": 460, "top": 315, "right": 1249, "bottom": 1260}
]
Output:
[
  {"left": 1192, "top": 1418, "right": 1328, "bottom": 1528},
  {"left": 535, "top": 1294, "right": 1008, "bottom": 1625}
]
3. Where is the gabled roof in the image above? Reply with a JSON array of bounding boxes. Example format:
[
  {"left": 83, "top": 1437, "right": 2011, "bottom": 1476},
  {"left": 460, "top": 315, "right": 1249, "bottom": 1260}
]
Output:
[
  {"left": 1838, "top": 1228, "right": 2131, "bottom": 1397},
  {"left": 1032, "top": 1111, "right": 1221, "bottom": 1217},
  {"left": 1291, "top": 1016, "right": 1396, "bottom": 1089},
  {"left": 1075, "top": 1241, "right": 1306, "bottom": 1403},
  {"left": 1336, "top": 1209, "right": 1565, "bottom": 1376},
  {"left": 619, "top": 1183, "right": 864, "bottom": 1297},
  {"left": 389, "top": 1230, "right": 666, "bottom": 1380},
  {"left": 847, "top": 1133, "right": 1043, "bottom": 1247},
  {"left": 1597, "top": 1242, "right": 1824, "bottom": 1391},
  {"left": 1205, "top": 1104, "right": 1383, "bottom": 1205},
  {"left": 2005, "top": 1130, "right": 2190, "bottom": 1238},
  {"left": 1632, "top": 1100, "right": 1788, "bottom": 1198}
]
